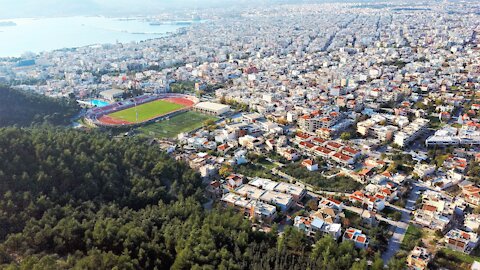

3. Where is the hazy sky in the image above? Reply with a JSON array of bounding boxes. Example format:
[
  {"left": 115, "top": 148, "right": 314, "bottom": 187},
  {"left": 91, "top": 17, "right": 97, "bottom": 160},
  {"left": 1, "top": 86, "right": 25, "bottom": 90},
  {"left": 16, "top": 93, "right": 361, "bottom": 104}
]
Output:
[
  {"left": 0, "top": 0, "right": 389, "bottom": 19},
  {"left": 0, "top": 0, "right": 261, "bottom": 19}
]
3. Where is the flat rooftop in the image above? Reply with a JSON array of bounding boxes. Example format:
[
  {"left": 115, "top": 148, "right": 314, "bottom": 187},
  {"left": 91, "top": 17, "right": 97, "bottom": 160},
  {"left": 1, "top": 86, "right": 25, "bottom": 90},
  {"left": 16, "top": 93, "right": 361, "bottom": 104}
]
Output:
[
  {"left": 250, "top": 200, "right": 277, "bottom": 216},
  {"left": 274, "top": 181, "right": 305, "bottom": 197},
  {"left": 100, "top": 89, "right": 124, "bottom": 96},
  {"left": 194, "top": 101, "right": 231, "bottom": 112},
  {"left": 221, "top": 193, "right": 251, "bottom": 208},
  {"left": 260, "top": 190, "right": 292, "bottom": 206},
  {"left": 249, "top": 178, "right": 278, "bottom": 191},
  {"left": 236, "top": 184, "right": 265, "bottom": 200}
]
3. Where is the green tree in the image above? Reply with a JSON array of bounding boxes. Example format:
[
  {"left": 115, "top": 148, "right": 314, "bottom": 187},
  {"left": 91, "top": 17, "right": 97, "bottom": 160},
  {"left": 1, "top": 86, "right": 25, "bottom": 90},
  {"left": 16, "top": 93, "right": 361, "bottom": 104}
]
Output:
[
  {"left": 219, "top": 165, "right": 233, "bottom": 178},
  {"left": 351, "top": 258, "right": 368, "bottom": 270},
  {"left": 0, "top": 126, "right": 378, "bottom": 270},
  {"left": 371, "top": 253, "right": 384, "bottom": 270},
  {"left": 0, "top": 87, "right": 79, "bottom": 127},
  {"left": 387, "top": 257, "right": 406, "bottom": 270},
  {"left": 340, "top": 132, "right": 352, "bottom": 141},
  {"left": 393, "top": 211, "right": 402, "bottom": 221}
]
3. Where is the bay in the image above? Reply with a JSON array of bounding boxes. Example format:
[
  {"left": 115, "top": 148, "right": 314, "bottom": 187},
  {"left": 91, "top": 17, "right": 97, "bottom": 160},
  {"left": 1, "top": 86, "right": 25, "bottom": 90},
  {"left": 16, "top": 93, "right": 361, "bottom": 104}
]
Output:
[{"left": 0, "top": 16, "right": 188, "bottom": 58}]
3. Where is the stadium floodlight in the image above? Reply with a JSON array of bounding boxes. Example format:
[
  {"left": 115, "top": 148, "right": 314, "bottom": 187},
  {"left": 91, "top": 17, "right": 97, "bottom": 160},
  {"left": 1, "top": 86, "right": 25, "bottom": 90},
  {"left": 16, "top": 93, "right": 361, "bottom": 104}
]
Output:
[{"left": 134, "top": 99, "right": 138, "bottom": 123}]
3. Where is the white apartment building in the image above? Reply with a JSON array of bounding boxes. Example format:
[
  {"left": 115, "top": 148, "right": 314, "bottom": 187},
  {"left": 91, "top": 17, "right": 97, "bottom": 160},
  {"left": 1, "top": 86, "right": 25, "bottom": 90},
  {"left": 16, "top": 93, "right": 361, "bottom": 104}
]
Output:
[
  {"left": 444, "top": 229, "right": 479, "bottom": 254},
  {"left": 394, "top": 118, "right": 429, "bottom": 148},
  {"left": 426, "top": 125, "right": 480, "bottom": 147}
]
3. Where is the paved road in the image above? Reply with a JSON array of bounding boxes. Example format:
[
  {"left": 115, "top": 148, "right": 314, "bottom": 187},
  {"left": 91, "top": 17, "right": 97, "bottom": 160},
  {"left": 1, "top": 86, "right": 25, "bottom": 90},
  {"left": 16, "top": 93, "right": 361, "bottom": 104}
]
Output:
[
  {"left": 381, "top": 218, "right": 408, "bottom": 263},
  {"left": 381, "top": 181, "right": 423, "bottom": 263},
  {"left": 385, "top": 202, "right": 411, "bottom": 216},
  {"left": 273, "top": 164, "right": 425, "bottom": 264}
]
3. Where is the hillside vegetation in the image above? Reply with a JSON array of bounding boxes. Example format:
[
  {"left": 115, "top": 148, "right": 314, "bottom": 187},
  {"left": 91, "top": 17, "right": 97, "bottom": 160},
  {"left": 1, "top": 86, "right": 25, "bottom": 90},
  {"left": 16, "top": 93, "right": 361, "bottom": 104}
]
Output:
[
  {"left": 0, "top": 127, "right": 393, "bottom": 269},
  {"left": 0, "top": 87, "right": 78, "bottom": 127}
]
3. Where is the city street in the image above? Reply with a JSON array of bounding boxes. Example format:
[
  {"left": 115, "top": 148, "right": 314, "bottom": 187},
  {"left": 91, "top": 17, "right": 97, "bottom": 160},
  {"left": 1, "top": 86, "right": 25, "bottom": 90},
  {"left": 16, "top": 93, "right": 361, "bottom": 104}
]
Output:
[{"left": 382, "top": 181, "right": 423, "bottom": 263}]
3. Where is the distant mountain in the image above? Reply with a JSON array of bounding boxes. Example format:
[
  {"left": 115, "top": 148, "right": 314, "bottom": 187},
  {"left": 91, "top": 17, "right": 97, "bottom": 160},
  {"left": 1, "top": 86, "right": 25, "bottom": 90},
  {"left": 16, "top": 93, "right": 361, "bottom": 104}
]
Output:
[
  {"left": 0, "top": 21, "right": 16, "bottom": 27},
  {"left": 0, "top": 0, "right": 101, "bottom": 19},
  {"left": 0, "top": 0, "right": 233, "bottom": 19},
  {"left": 0, "top": 0, "right": 382, "bottom": 19}
]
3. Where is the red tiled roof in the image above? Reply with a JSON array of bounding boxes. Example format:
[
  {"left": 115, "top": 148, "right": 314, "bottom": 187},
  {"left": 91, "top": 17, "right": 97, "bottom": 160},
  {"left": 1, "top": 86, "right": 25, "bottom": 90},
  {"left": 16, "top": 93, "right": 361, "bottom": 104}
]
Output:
[
  {"left": 381, "top": 189, "right": 392, "bottom": 195},
  {"left": 210, "top": 181, "right": 221, "bottom": 188},
  {"left": 358, "top": 168, "right": 371, "bottom": 176},
  {"left": 326, "top": 141, "right": 343, "bottom": 149},
  {"left": 315, "top": 146, "right": 333, "bottom": 155},
  {"left": 328, "top": 198, "right": 342, "bottom": 205},
  {"left": 343, "top": 146, "right": 359, "bottom": 156},
  {"left": 321, "top": 117, "right": 331, "bottom": 122},
  {"left": 333, "top": 152, "right": 352, "bottom": 162},
  {"left": 302, "top": 159, "right": 314, "bottom": 166},
  {"left": 318, "top": 127, "right": 332, "bottom": 133},
  {"left": 462, "top": 232, "right": 471, "bottom": 240},
  {"left": 305, "top": 142, "right": 315, "bottom": 148},
  {"left": 296, "top": 132, "right": 311, "bottom": 139},
  {"left": 382, "top": 171, "right": 392, "bottom": 178},
  {"left": 422, "top": 204, "right": 437, "bottom": 212},
  {"left": 350, "top": 196, "right": 363, "bottom": 202},
  {"left": 218, "top": 144, "right": 228, "bottom": 150},
  {"left": 464, "top": 185, "right": 480, "bottom": 195},
  {"left": 353, "top": 191, "right": 364, "bottom": 197},
  {"left": 357, "top": 236, "right": 366, "bottom": 243}
]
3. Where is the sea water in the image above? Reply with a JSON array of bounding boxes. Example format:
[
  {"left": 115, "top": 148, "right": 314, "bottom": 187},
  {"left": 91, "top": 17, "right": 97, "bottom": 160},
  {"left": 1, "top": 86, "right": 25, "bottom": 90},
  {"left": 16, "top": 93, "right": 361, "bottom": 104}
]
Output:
[{"left": 0, "top": 16, "right": 189, "bottom": 57}]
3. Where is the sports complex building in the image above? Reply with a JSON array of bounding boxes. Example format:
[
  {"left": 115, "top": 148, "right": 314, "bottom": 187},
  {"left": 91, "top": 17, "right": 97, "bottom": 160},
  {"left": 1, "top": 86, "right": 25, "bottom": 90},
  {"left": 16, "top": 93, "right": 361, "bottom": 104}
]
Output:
[
  {"left": 85, "top": 93, "right": 199, "bottom": 127},
  {"left": 193, "top": 102, "right": 231, "bottom": 116}
]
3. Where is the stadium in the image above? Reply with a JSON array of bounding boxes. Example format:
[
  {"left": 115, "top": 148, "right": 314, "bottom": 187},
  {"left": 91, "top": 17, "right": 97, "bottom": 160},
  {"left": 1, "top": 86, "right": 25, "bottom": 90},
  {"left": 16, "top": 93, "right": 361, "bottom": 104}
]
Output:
[{"left": 85, "top": 94, "right": 199, "bottom": 127}]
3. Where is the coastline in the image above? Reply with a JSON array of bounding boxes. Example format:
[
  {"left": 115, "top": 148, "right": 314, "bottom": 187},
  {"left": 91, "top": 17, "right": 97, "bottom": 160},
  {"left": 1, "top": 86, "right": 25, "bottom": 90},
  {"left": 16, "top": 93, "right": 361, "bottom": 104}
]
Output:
[{"left": 0, "top": 16, "right": 199, "bottom": 58}]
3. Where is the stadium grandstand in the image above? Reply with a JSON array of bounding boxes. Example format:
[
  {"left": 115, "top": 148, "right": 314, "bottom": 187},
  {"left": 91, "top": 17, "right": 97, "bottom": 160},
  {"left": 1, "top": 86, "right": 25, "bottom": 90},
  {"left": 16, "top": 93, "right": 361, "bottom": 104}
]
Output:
[{"left": 85, "top": 94, "right": 198, "bottom": 127}]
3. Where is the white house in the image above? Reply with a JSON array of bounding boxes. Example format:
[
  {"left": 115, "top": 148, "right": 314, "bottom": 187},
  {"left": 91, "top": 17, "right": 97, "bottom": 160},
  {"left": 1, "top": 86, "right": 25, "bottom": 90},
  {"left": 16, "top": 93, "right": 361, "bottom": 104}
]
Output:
[
  {"left": 343, "top": 228, "right": 369, "bottom": 249},
  {"left": 301, "top": 159, "right": 318, "bottom": 171},
  {"left": 465, "top": 214, "right": 480, "bottom": 232}
]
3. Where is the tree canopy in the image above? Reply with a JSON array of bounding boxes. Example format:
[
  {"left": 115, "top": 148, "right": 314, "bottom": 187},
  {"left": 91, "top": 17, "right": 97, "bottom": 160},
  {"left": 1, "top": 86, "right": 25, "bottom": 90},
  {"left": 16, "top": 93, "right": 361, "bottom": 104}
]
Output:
[
  {"left": 0, "top": 127, "right": 381, "bottom": 269},
  {"left": 0, "top": 87, "right": 78, "bottom": 127}
]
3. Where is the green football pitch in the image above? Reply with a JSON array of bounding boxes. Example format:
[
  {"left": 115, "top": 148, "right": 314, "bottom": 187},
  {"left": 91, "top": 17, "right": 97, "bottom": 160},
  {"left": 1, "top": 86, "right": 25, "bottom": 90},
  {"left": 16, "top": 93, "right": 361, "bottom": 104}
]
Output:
[
  {"left": 108, "top": 99, "right": 185, "bottom": 123},
  {"left": 138, "top": 111, "right": 218, "bottom": 138}
]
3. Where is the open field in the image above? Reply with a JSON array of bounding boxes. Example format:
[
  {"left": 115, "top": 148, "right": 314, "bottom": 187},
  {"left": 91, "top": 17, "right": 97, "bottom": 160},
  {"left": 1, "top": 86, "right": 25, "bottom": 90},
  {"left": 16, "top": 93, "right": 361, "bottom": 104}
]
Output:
[
  {"left": 280, "top": 163, "right": 363, "bottom": 192},
  {"left": 258, "top": 159, "right": 277, "bottom": 170},
  {"left": 431, "top": 248, "right": 480, "bottom": 270},
  {"left": 108, "top": 99, "right": 185, "bottom": 123},
  {"left": 138, "top": 111, "right": 217, "bottom": 138},
  {"left": 401, "top": 225, "right": 423, "bottom": 251}
]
